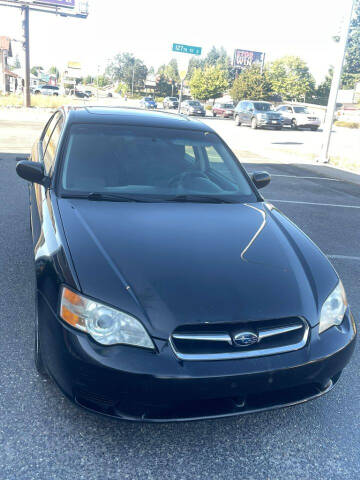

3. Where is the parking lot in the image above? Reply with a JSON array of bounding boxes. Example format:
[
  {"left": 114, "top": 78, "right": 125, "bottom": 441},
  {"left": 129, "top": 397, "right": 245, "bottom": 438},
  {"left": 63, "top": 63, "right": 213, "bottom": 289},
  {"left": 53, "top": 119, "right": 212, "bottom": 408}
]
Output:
[{"left": 0, "top": 113, "right": 360, "bottom": 480}]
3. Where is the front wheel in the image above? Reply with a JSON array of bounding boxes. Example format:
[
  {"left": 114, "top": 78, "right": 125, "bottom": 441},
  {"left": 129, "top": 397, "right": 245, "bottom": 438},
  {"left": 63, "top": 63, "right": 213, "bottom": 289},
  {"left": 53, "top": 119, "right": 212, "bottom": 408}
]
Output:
[
  {"left": 310, "top": 126, "right": 319, "bottom": 131},
  {"left": 291, "top": 119, "right": 298, "bottom": 130},
  {"left": 212, "top": 111, "right": 216, "bottom": 117},
  {"left": 235, "top": 115, "right": 241, "bottom": 126},
  {"left": 251, "top": 117, "right": 257, "bottom": 129}
]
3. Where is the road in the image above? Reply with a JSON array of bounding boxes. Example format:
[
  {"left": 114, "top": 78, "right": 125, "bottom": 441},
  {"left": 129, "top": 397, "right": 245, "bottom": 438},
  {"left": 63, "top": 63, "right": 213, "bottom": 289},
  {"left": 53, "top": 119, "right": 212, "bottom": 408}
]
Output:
[{"left": 0, "top": 112, "right": 360, "bottom": 480}]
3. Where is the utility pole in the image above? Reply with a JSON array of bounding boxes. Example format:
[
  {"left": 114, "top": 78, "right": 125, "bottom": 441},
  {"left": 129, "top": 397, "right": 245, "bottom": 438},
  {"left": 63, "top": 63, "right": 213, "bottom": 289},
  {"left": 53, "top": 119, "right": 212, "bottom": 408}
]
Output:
[
  {"left": 318, "top": 0, "right": 355, "bottom": 163},
  {"left": 22, "top": 5, "right": 30, "bottom": 107},
  {"left": 131, "top": 64, "right": 135, "bottom": 97}
]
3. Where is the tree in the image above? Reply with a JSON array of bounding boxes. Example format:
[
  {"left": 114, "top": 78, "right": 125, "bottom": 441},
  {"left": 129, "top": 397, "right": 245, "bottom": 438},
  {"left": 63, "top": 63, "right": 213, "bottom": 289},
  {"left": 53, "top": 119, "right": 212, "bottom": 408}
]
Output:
[
  {"left": 156, "top": 73, "right": 172, "bottom": 97},
  {"left": 189, "top": 65, "right": 229, "bottom": 102},
  {"left": 342, "top": 0, "right": 360, "bottom": 88},
  {"left": 49, "top": 66, "right": 60, "bottom": 80},
  {"left": 205, "top": 46, "right": 228, "bottom": 67},
  {"left": 267, "top": 56, "right": 315, "bottom": 101},
  {"left": 106, "top": 52, "right": 148, "bottom": 93},
  {"left": 186, "top": 57, "right": 205, "bottom": 80},
  {"left": 31, "top": 66, "right": 43, "bottom": 77},
  {"left": 230, "top": 65, "right": 272, "bottom": 102},
  {"left": 96, "top": 75, "right": 111, "bottom": 88},
  {"left": 158, "top": 59, "right": 180, "bottom": 95},
  {"left": 84, "top": 75, "right": 94, "bottom": 85},
  {"left": 315, "top": 67, "right": 333, "bottom": 105}
]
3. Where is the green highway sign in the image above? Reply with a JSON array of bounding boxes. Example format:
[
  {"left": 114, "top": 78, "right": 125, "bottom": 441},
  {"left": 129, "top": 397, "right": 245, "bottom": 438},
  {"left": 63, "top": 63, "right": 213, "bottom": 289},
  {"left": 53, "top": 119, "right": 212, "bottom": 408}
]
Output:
[{"left": 172, "top": 43, "right": 202, "bottom": 55}]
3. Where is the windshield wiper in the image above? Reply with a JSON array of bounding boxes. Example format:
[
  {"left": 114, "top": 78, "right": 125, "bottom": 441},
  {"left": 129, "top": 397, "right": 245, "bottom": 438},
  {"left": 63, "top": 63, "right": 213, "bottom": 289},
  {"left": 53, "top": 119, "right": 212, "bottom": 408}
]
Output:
[
  {"left": 167, "top": 194, "right": 235, "bottom": 204},
  {"left": 62, "top": 192, "right": 148, "bottom": 202}
]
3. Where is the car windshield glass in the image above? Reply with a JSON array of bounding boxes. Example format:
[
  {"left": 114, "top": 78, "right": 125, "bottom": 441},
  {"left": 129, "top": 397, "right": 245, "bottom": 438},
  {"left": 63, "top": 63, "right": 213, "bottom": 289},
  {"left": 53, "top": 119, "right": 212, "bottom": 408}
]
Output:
[
  {"left": 221, "top": 104, "right": 234, "bottom": 108},
  {"left": 253, "top": 102, "right": 273, "bottom": 111},
  {"left": 293, "top": 107, "right": 309, "bottom": 114},
  {"left": 144, "top": 97, "right": 153, "bottom": 101},
  {"left": 169, "top": 97, "right": 178, "bottom": 101},
  {"left": 60, "top": 124, "right": 257, "bottom": 203},
  {"left": 189, "top": 101, "right": 201, "bottom": 106}
]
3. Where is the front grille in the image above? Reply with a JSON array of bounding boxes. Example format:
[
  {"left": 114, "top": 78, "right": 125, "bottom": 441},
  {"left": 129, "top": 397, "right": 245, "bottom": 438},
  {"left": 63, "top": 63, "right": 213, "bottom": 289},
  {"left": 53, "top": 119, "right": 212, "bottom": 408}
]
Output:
[{"left": 170, "top": 317, "right": 309, "bottom": 361}]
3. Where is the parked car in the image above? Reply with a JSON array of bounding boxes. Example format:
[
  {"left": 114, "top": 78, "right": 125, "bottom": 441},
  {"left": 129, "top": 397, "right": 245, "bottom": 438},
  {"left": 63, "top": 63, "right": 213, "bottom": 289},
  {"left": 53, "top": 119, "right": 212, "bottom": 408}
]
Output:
[
  {"left": 180, "top": 100, "right": 205, "bottom": 116},
  {"left": 163, "top": 97, "right": 179, "bottom": 109},
  {"left": 33, "top": 85, "right": 60, "bottom": 96},
  {"left": 16, "top": 106, "right": 356, "bottom": 422},
  {"left": 276, "top": 105, "right": 321, "bottom": 130},
  {"left": 84, "top": 90, "right": 93, "bottom": 97},
  {"left": 69, "top": 89, "right": 88, "bottom": 99},
  {"left": 234, "top": 100, "right": 282, "bottom": 129},
  {"left": 212, "top": 102, "right": 234, "bottom": 118},
  {"left": 140, "top": 97, "right": 157, "bottom": 109}
]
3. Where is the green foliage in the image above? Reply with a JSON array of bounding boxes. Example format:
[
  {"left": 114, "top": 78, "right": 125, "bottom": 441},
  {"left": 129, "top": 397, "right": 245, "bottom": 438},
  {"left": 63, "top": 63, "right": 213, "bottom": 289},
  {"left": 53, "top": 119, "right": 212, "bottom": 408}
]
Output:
[
  {"left": 156, "top": 73, "right": 172, "bottom": 97},
  {"left": 189, "top": 65, "right": 229, "bottom": 101},
  {"left": 84, "top": 75, "right": 94, "bottom": 85},
  {"left": 267, "top": 56, "right": 315, "bottom": 101},
  {"left": 334, "top": 120, "right": 360, "bottom": 128},
  {"left": 30, "top": 66, "right": 43, "bottom": 77},
  {"left": 115, "top": 82, "right": 128, "bottom": 94},
  {"left": 342, "top": 1, "right": 360, "bottom": 88},
  {"left": 49, "top": 66, "right": 60, "bottom": 79},
  {"left": 106, "top": 52, "right": 148, "bottom": 92},
  {"left": 314, "top": 67, "right": 333, "bottom": 104},
  {"left": 230, "top": 65, "right": 272, "bottom": 102},
  {"left": 186, "top": 57, "right": 205, "bottom": 80},
  {"left": 96, "top": 75, "right": 111, "bottom": 87}
]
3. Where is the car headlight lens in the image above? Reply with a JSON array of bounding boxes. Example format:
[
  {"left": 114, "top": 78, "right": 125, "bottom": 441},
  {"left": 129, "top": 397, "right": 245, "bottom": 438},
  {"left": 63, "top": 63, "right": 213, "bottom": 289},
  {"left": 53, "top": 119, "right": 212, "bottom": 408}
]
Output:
[
  {"left": 60, "top": 287, "right": 154, "bottom": 348},
  {"left": 319, "top": 281, "right": 348, "bottom": 334}
]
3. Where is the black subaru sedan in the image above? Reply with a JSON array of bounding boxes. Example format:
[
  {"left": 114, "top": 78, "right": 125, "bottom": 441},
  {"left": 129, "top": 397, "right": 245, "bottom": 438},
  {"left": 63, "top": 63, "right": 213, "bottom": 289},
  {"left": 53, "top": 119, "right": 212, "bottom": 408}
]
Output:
[{"left": 16, "top": 107, "right": 356, "bottom": 422}]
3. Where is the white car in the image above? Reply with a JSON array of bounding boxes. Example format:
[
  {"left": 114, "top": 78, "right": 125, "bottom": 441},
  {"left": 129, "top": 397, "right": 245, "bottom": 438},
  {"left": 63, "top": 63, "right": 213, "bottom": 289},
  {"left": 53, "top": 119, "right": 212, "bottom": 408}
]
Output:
[{"left": 277, "top": 105, "right": 321, "bottom": 131}]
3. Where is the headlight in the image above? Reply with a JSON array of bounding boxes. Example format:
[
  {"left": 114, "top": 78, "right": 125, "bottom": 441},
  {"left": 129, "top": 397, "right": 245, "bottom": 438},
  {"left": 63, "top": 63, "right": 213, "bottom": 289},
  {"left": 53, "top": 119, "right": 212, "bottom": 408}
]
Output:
[
  {"left": 60, "top": 287, "right": 154, "bottom": 349},
  {"left": 319, "top": 281, "right": 348, "bottom": 334}
]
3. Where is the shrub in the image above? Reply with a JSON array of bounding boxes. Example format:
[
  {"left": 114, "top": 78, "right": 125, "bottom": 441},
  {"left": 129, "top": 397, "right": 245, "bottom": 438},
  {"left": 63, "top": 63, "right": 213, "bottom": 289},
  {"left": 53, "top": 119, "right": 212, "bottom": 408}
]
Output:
[{"left": 334, "top": 120, "right": 360, "bottom": 128}]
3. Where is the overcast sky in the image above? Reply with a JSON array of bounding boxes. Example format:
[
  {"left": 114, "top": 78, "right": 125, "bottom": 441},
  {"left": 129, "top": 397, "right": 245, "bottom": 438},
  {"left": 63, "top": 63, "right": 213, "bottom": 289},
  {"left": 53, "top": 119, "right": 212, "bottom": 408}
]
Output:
[{"left": 0, "top": 0, "right": 348, "bottom": 83}]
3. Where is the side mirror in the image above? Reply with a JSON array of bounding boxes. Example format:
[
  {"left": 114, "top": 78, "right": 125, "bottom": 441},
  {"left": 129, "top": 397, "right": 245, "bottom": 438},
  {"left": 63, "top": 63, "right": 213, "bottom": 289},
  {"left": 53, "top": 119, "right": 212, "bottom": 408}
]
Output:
[
  {"left": 16, "top": 160, "right": 48, "bottom": 186},
  {"left": 252, "top": 171, "right": 271, "bottom": 189}
]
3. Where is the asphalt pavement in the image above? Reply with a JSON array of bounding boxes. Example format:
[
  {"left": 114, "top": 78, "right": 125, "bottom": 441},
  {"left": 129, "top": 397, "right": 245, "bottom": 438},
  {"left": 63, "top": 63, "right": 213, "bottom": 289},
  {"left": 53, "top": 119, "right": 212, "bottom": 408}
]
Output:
[{"left": 0, "top": 115, "right": 360, "bottom": 480}]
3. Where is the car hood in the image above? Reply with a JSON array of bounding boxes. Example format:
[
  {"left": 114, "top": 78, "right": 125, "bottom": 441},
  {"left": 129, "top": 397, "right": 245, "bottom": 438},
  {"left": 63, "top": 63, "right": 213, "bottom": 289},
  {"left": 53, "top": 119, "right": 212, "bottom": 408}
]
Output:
[{"left": 58, "top": 199, "right": 337, "bottom": 339}]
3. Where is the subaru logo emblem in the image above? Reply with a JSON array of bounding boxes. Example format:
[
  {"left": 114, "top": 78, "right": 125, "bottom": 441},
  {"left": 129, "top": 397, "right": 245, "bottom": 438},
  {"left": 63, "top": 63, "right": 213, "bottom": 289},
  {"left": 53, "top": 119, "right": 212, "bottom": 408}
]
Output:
[{"left": 233, "top": 331, "right": 258, "bottom": 347}]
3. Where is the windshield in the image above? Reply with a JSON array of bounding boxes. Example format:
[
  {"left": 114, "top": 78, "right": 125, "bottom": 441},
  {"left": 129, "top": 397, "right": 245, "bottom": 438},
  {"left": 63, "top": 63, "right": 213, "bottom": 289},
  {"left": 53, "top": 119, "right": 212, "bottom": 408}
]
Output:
[
  {"left": 189, "top": 101, "right": 201, "bottom": 107},
  {"left": 253, "top": 102, "right": 273, "bottom": 111},
  {"left": 144, "top": 97, "right": 153, "bottom": 101},
  {"left": 293, "top": 107, "right": 309, "bottom": 114},
  {"left": 221, "top": 104, "right": 234, "bottom": 109},
  {"left": 169, "top": 97, "right": 178, "bottom": 101},
  {"left": 60, "top": 124, "right": 256, "bottom": 203}
]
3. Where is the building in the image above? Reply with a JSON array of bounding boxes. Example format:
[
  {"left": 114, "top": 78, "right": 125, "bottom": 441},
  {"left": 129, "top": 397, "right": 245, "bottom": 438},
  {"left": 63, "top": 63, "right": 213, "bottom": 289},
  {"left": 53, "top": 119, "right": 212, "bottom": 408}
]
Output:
[{"left": 0, "top": 36, "right": 19, "bottom": 94}]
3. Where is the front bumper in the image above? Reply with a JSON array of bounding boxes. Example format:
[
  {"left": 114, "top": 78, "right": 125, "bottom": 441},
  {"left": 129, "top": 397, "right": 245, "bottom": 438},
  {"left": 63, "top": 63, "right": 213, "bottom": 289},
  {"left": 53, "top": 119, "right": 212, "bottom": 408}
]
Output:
[
  {"left": 258, "top": 118, "right": 283, "bottom": 127},
  {"left": 38, "top": 293, "right": 356, "bottom": 422}
]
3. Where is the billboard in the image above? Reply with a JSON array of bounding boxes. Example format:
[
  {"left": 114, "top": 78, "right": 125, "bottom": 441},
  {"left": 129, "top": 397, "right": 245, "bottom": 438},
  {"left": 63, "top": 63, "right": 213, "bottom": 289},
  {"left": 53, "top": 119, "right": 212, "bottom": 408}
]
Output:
[
  {"left": 233, "top": 49, "right": 265, "bottom": 68},
  {"left": 34, "top": 0, "right": 75, "bottom": 8}
]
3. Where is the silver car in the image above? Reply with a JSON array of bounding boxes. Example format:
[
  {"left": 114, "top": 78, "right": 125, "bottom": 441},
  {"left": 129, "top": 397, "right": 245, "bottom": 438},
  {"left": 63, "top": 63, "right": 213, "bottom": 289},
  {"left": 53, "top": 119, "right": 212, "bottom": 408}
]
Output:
[
  {"left": 277, "top": 105, "right": 321, "bottom": 131},
  {"left": 33, "top": 85, "right": 60, "bottom": 96}
]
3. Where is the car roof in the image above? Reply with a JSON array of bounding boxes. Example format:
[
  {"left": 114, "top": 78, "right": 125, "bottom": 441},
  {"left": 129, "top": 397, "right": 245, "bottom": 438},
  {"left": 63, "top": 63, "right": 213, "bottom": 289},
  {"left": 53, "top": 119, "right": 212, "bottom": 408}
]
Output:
[{"left": 60, "top": 106, "right": 214, "bottom": 132}]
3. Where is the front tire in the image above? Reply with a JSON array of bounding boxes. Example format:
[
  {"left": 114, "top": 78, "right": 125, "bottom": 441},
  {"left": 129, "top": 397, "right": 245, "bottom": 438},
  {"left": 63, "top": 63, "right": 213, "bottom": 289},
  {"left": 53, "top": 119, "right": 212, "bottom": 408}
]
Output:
[
  {"left": 235, "top": 115, "right": 241, "bottom": 126},
  {"left": 251, "top": 117, "right": 258, "bottom": 129},
  {"left": 291, "top": 119, "right": 298, "bottom": 130},
  {"left": 310, "top": 126, "right": 319, "bottom": 131}
]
